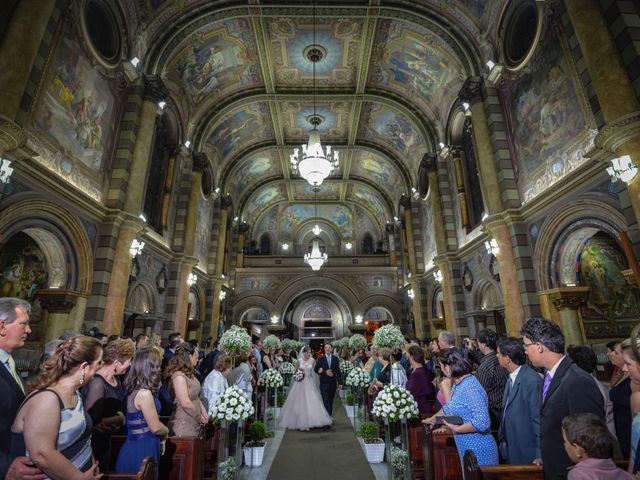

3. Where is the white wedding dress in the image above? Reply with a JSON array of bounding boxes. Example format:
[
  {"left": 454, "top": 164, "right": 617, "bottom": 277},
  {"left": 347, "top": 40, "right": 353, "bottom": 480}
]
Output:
[{"left": 278, "top": 356, "right": 332, "bottom": 430}]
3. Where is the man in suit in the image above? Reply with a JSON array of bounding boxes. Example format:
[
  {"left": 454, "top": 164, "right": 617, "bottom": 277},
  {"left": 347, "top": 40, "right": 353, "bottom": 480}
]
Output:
[
  {"left": 314, "top": 343, "right": 342, "bottom": 416},
  {"left": 0, "top": 297, "right": 44, "bottom": 480},
  {"left": 521, "top": 317, "right": 603, "bottom": 479},
  {"left": 496, "top": 336, "right": 542, "bottom": 464},
  {"left": 475, "top": 329, "right": 509, "bottom": 430}
]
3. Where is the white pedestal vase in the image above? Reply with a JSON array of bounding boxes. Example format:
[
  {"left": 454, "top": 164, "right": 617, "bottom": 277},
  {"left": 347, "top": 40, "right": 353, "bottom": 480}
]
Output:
[
  {"left": 363, "top": 439, "right": 385, "bottom": 463},
  {"left": 243, "top": 442, "right": 266, "bottom": 467}
]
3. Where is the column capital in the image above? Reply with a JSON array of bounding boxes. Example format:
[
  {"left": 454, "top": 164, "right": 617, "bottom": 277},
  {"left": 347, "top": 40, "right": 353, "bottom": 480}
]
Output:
[
  {"left": 459, "top": 77, "right": 484, "bottom": 105},
  {"left": 192, "top": 152, "right": 210, "bottom": 173},
  {"left": 0, "top": 115, "right": 28, "bottom": 156},
  {"left": 622, "top": 269, "right": 637, "bottom": 287},
  {"left": 593, "top": 111, "right": 640, "bottom": 154},
  {"left": 237, "top": 222, "right": 250, "bottom": 234},
  {"left": 544, "top": 287, "right": 589, "bottom": 310},
  {"left": 36, "top": 289, "right": 88, "bottom": 314},
  {"left": 399, "top": 194, "right": 412, "bottom": 209},
  {"left": 420, "top": 152, "right": 438, "bottom": 172},
  {"left": 143, "top": 75, "right": 168, "bottom": 103}
]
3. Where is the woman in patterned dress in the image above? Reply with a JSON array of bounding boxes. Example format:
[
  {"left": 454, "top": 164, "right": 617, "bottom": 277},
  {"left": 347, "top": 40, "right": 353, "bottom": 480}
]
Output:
[{"left": 423, "top": 347, "right": 498, "bottom": 466}]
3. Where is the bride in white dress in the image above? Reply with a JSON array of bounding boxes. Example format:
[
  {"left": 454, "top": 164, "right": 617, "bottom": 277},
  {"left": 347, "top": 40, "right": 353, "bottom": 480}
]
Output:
[{"left": 278, "top": 346, "right": 332, "bottom": 430}]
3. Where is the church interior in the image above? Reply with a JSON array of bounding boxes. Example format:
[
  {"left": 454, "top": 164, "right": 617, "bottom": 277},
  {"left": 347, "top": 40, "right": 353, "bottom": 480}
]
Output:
[{"left": 1, "top": 0, "right": 640, "bottom": 478}]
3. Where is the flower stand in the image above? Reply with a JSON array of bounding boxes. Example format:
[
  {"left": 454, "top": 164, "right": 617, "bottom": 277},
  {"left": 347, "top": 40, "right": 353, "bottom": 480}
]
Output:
[{"left": 384, "top": 418, "right": 410, "bottom": 480}]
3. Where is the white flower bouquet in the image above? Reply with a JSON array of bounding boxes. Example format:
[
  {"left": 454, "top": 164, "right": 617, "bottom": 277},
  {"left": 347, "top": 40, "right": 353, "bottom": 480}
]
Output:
[
  {"left": 209, "top": 386, "right": 254, "bottom": 422},
  {"left": 279, "top": 362, "right": 295, "bottom": 375},
  {"left": 263, "top": 334, "right": 281, "bottom": 351},
  {"left": 219, "top": 325, "right": 252, "bottom": 356},
  {"left": 349, "top": 333, "right": 368, "bottom": 350},
  {"left": 372, "top": 324, "right": 405, "bottom": 349},
  {"left": 333, "top": 337, "right": 349, "bottom": 351},
  {"left": 340, "top": 358, "right": 354, "bottom": 377},
  {"left": 258, "top": 368, "right": 284, "bottom": 388},
  {"left": 345, "top": 367, "right": 370, "bottom": 388},
  {"left": 281, "top": 338, "right": 297, "bottom": 351},
  {"left": 371, "top": 385, "right": 419, "bottom": 421}
]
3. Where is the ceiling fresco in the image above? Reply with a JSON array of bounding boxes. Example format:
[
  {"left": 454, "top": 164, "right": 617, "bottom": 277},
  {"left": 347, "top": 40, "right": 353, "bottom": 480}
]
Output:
[
  {"left": 243, "top": 182, "right": 288, "bottom": 222},
  {"left": 225, "top": 149, "right": 282, "bottom": 201},
  {"left": 279, "top": 203, "right": 354, "bottom": 239},
  {"left": 347, "top": 183, "right": 392, "bottom": 223},
  {"left": 291, "top": 181, "right": 342, "bottom": 201},
  {"left": 267, "top": 17, "right": 362, "bottom": 87},
  {"left": 349, "top": 150, "right": 406, "bottom": 205},
  {"left": 164, "top": 19, "right": 262, "bottom": 107},
  {"left": 280, "top": 101, "right": 350, "bottom": 143}
]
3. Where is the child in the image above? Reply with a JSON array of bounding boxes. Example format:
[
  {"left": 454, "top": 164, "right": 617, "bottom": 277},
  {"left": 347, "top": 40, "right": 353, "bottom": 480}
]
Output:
[{"left": 562, "top": 413, "right": 634, "bottom": 479}]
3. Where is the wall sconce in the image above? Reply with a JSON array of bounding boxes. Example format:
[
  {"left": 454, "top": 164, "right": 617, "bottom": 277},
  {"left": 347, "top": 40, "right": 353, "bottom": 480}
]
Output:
[
  {"left": 270, "top": 315, "right": 279, "bottom": 324},
  {"left": 607, "top": 155, "right": 637, "bottom": 183},
  {"left": 219, "top": 290, "right": 226, "bottom": 301},
  {"left": 355, "top": 314, "right": 363, "bottom": 324},
  {"left": 129, "top": 239, "right": 145, "bottom": 257},
  {"left": 434, "top": 269, "right": 443, "bottom": 283},
  {"left": 138, "top": 213, "right": 147, "bottom": 222},
  {"left": 0, "top": 158, "right": 14, "bottom": 184},
  {"left": 130, "top": 57, "right": 140, "bottom": 68},
  {"left": 187, "top": 273, "right": 197, "bottom": 286},
  {"left": 345, "top": 242, "right": 352, "bottom": 251},
  {"left": 407, "top": 288, "right": 415, "bottom": 300},
  {"left": 157, "top": 100, "right": 167, "bottom": 110},
  {"left": 281, "top": 243, "right": 289, "bottom": 251},
  {"left": 485, "top": 238, "right": 500, "bottom": 256},
  {"left": 486, "top": 60, "right": 504, "bottom": 84}
]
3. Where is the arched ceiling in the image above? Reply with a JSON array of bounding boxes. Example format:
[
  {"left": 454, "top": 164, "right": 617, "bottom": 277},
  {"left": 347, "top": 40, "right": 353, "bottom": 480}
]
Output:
[{"left": 132, "top": 1, "right": 503, "bottom": 228}]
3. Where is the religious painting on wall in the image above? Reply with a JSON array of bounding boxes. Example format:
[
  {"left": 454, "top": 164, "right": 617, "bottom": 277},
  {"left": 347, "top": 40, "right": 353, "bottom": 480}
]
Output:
[
  {"left": 420, "top": 196, "right": 437, "bottom": 268},
  {"left": 32, "top": 25, "right": 117, "bottom": 174},
  {"left": 194, "top": 197, "right": 212, "bottom": 269}
]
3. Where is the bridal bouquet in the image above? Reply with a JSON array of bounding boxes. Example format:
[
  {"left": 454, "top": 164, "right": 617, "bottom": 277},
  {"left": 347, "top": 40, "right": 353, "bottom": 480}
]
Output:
[
  {"left": 263, "top": 334, "right": 281, "bottom": 351},
  {"left": 372, "top": 324, "right": 405, "bottom": 349},
  {"left": 345, "top": 367, "right": 370, "bottom": 388},
  {"left": 292, "top": 369, "right": 305, "bottom": 382},
  {"left": 258, "top": 368, "right": 284, "bottom": 388},
  {"left": 209, "top": 386, "right": 254, "bottom": 422},
  {"left": 372, "top": 385, "right": 419, "bottom": 421},
  {"left": 281, "top": 338, "right": 296, "bottom": 352},
  {"left": 339, "top": 359, "right": 354, "bottom": 376},
  {"left": 349, "top": 334, "right": 368, "bottom": 350},
  {"left": 219, "top": 325, "right": 252, "bottom": 356},
  {"left": 279, "top": 362, "right": 295, "bottom": 375}
]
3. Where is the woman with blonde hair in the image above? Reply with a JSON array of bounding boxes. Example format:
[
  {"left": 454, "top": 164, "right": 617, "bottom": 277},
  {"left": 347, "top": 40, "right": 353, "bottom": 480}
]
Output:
[
  {"left": 165, "top": 342, "right": 208, "bottom": 437},
  {"left": 11, "top": 336, "right": 103, "bottom": 479}
]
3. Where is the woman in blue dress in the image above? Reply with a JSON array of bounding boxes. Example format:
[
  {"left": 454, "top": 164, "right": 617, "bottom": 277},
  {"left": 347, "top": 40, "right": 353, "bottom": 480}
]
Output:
[
  {"left": 116, "top": 347, "right": 169, "bottom": 477},
  {"left": 423, "top": 347, "right": 498, "bottom": 466}
]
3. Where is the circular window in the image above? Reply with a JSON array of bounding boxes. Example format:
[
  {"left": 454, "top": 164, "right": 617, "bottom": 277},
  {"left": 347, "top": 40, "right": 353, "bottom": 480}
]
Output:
[
  {"left": 84, "top": 0, "right": 121, "bottom": 64},
  {"left": 500, "top": 0, "right": 540, "bottom": 69}
]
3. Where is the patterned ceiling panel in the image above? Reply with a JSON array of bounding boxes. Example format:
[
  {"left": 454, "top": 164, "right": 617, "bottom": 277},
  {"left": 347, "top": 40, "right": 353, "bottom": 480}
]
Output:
[
  {"left": 347, "top": 183, "right": 391, "bottom": 222},
  {"left": 291, "top": 181, "right": 342, "bottom": 201},
  {"left": 225, "top": 148, "right": 283, "bottom": 201},
  {"left": 204, "top": 101, "right": 274, "bottom": 167},
  {"left": 267, "top": 17, "right": 362, "bottom": 87},
  {"left": 349, "top": 150, "right": 406, "bottom": 205},
  {"left": 244, "top": 182, "right": 288, "bottom": 222},
  {"left": 357, "top": 102, "right": 428, "bottom": 175},
  {"left": 279, "top": 203, "right": 354, "bottom": 239},
  {"left": 164, "top": 18, "right": 262, "bottom": 107},
  {"left": 281, "top": 101, "right": 350, "bottom": 143},
  {"left": 368, "top": 19, "right": 466, "bottom": 123}
]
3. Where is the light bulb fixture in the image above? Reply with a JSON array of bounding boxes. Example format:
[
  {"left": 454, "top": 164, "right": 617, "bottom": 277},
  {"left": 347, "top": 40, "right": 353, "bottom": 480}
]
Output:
[
  {"left": 129, "top": 239, "right": 145, "bottom": 257},
  {"left": 355, "top": 314, "right": 363, "bottom": 324},
  {"left": 157, "top": 100, "right": 166, "bottom": 110},
  {"left": 289, "top": 3, "right": 338, "bottom": 186},
  {"left": 345, "top": 242, "right": 352, "bottom": 250},
  {"left": 304, "top": 187, "right": 328, "bottom": 271},
  {"left": 234, "top": 216, "right": 239, "bottom": 222},
  {"left": 482, "top": 212, "right": 489, "bottom": 221},
  {"left": 312, "top": 224, "right": 321, "bottom": 236},
  {"left": 270, "top": 315, "right": 279, "bottom": 324},
  {"left": 434, "top": 269, "right": 443, "bottom": 283},
  {"left": 439, "top": 142, "right": 446, "bottom": 149},
  {"left": 184, "top": 140, "right": 191, "bottom": 149},
  {"left": 282, "top": 243, "right": 289, "bottom": 251},
  {"left": 0, "top": 158, "right": 14, "bottom": 184},
  {"left": 215, "top": 187, "right": 220, "bottom": 194},
  {"left": 607, "top": 155, "right": 638, "bottom": 183},
  {"left": 219, "top": 290, "right": 227, "bottom": 301},
  {"left": 485, "top": 238, "right": 500, "bottom": 256},
  {"left": 130, "top": 57, "right": 140, "bottom": 68},
  {"left": 462, "top": 101, "right": 470, "bottom": 111},
  {"left": 407, "top": 288, "right": 415, "bottom": 300},
  {"left": 138, "top": 213, "right": 147, "bottom": 222},
  {"left": 187, "top": 273, "right": 197, "bottom": 286},
  {"left": 486, "top": 60, "right": 496, "bottom": 70}
]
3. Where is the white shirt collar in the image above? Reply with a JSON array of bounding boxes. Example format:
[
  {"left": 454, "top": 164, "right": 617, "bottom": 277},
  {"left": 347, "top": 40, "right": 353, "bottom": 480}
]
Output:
[
  {"left": 547, "top": 355, "right": 566, "bottom": 379},
  {"left": 509, "top": 365, "right": 522, "bottom": 384}
]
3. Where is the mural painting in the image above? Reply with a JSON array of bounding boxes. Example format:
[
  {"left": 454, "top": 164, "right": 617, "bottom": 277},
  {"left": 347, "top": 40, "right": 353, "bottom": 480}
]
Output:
[
  {"left": 168, "top": 19, "right": 261, "bottom": 105},
  {"left": 33, "top": 27, "right": 117, "bottom": 173},
  {"left": 226, "top": 150, "right": 281, "bottom": 199},
  {"left": 350, "top": 151, "right": 404, "bottom": 202},
  {"left": 0, "top": 233, "right": 48, "bottom": 342},
  {"left": 421, "top": 196, "right": 437, "bottom": 267},
  {"left": 348, "top": 183, "right": 389, "bottom": 224},
  {"left": 292, "top": 182, "right": 341, "bottom": 201},
  {"left": 281, "top": 102, "right": 349, "bottom": 142},
  {"left": 194, "top": 198, "right": 212, "bottom": 268},
  {"left": 354, "top": 205, "right": 379, "bottom": 240},
  {"left": 280, "top": 203, "right": 353, "bottom": 238},
  {"left": 369, "top": 20, "right": 465, "bottom": 122},
  {"left": 252, "top": 208, "right": 278, "bottom": 245},
  {"left": 206, "top": 102, "right": 274, "bottom": 164},
  {"left": 244, "top": 184, "right": 287, "bottom": 221}
]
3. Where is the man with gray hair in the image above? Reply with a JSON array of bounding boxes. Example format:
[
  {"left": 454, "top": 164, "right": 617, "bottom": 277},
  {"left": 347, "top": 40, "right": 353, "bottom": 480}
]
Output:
[
  {"left": 0, "top": 297, "right": 44, "bottom": 479},
  {"left": 437, "top": 330, "right": 456, "bottom": 350}
]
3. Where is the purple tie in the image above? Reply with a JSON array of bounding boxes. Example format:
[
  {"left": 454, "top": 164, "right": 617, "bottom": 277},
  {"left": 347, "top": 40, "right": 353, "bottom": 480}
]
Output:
[{"left": 542, "top": 372, "right": 552, "bottom": 400}]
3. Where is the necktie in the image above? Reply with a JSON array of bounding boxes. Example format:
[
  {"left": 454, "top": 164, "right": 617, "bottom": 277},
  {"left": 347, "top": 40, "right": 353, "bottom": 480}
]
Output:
[
  {"left": 542, "top": 372, "right": 552, "bottom": 401},
  {"left": 327, "top": 355, "right": 331, "bottom": 366},
  {"left": 6, "top": 356, "right": 24, "bottom": 394}
]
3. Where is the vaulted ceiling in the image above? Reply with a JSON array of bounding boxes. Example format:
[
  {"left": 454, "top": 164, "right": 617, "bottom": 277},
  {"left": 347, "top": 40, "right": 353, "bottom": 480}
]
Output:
[{"left": 131, "top": 1, "right": 503, "bottom": 233}]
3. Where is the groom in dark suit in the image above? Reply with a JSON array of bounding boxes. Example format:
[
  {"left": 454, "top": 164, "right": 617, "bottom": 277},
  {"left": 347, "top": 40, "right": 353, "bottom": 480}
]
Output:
[{"left": 315, "top": 343, "right": 341, "bottom": 416}]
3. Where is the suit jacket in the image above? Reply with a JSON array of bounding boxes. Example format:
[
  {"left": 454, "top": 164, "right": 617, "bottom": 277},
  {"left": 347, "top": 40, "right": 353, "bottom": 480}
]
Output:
[
  {"left": 498, "top": 364, "right": 542, "bottom": 464},
  {"left": 0, "top": 361, "right": 26, "bottom": 478},
  {"left": 314, "top": 354, "right": 340, "bottom": 386},
  {"left": 540, "top": 357, "right": 604, "bottom": 479}
]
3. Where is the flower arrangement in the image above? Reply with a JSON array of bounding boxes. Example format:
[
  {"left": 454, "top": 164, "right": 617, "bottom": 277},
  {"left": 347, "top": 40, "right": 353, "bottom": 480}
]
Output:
[
  {"left": 209, "top": 386, "right": 254, "bottom": 422},
  {"left": 292, "top": 369, "right": 305, "bottom": 382},
  {"left": 349, "top": 334, "right": 368, "bottom": 350},
  {"left": 219, "top": 325, "right": 252, "bottom": 356},
  {"left": 345, "top": 367, "right": 370, "bottom": 388},
  {"left": 258, "top": 368, "right": 284, "bottom": 388},
  {"left": 333, "top": 337, "right": 349, "bottom": 351},
  {"left": 263, "top": 334, "right": 281, "bottom": 351},
  {"left": 391, "top": 447, "right": 409, "bottom": 480},
  {"left": 339, "top": 358, "right": 354, "bottom": 377},
  {"left": 371, "top": 385, "right": 419, "bottom": 421},
  {"left": 278, "top": 361, "right": 295, "bottom": 375},
  {"left": 372, "top": 324, "right": 405, "bottom": 349},
  {"left": 218, "top": 458, "right": 237, "bottom": 480},
  {"left": 281, "top": 338, "right": 297, "bottom": 352}
]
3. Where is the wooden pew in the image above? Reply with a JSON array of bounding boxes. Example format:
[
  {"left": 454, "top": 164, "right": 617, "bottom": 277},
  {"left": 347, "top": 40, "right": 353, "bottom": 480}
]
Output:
[
  {"left": 424, "top": 426, "right": 462, "bottom": 480},
  {"left": 463, "top": 451, "right": 543, "bottom": 480},
  {"left": 103, "top": 457, "right": 156, "bottom": 480},
  {"left": 203, "top": 423, "right": 222, "bottom": 480},
  {"left": 408, "top": 424, "right": 424, "bottom": 479}
]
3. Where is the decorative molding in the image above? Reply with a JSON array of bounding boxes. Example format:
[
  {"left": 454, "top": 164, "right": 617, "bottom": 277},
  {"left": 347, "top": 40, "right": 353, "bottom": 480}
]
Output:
[
  {"left": 545, "top": 287, "right": 589, "bottom": 310},
  {"left": 36, "top": 289, "right": 88, "bottom": 314},
  {"left": 143, "top": 75, "right": 168, "bottom": 103},
  {"left": 592, "top": 112, "right": 640, "bottom": 154},
  {"left": 0, "top": 116, "right": 28, "bottom": 155},
  {"left": 458, "top": 77, "right": 484, "bottom": 105}
]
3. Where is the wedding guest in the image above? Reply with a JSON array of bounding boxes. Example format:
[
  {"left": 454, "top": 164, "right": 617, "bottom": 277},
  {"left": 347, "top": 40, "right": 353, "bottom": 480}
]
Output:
[
  {"left": 253, "top": 340, "right": 264, "bottom": 377},
  {"left": 608, "top": 341, "right": 623, "bottom": 384},
  {"left": 368, "top": 347, "right": 382, "bottom": 383},
  {"left": 165, "top": 342, "right": 208, "bottom": 437},
  {"left": 83, "top": 338, "right": 134, "bottom": 469},
  {"left": 423, "top": 347, "right": 498, "bottom": 465},
  {"left": 203, "top": 354, "right": 232, "bottom": 415},
  {"left": 390, "top": 349, "right": 408, "bottom": 387},
  {"left": 437, "top": 330, "right": 455, "bottom": 350},
  {"left": 162, "top": 332, "right": 182, "bottom": 367},
  {"left": 621, "top": 337, "right": 640, "bottom": 473},
  {"left": 134, "top": 334, "right": 149, "bottom": 350},
  {"left": 227, "top": 353, "right": 253, "bottom": 399},
  {"left": 116, "top": 347, "right": 169, "bottom": 477},
  {"left": 608, "top": 341, "right": 632, "bottom": 457},
  {"left": 262, "top": 347, "right": 273, "bottom": 370},
  {"left": 201, "top": 339, "right": 221, "bottom": 379},
  {"left": 406, "top": 345, "right": 434, "bottom": 416},
  {"left": 11, "top": 336, "right": 102, "bottom": 478},
  {"left": 562, "top": 413, "right": 634, "bottom": 480},
  {"left": 373, "top": 348, "right": 391, "bottom": 388},
  {"left": 475, "top": 329, "right": 509, "bottom": 430}
]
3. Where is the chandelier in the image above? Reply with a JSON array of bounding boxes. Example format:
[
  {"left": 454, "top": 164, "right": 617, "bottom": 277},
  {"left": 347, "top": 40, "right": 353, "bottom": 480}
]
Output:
[
  {"left": 290, "top": 3, "right": 338, "bottom": 186},
  {"left": 304, "top": 187, "right": 328, "bottom": 271}
]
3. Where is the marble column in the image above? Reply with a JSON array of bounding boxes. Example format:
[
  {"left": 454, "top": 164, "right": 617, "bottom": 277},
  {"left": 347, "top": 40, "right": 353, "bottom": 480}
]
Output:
[
  {"left": 386, "top": 224, "right": 397, "bottom": 265},
  {"left": 402, "top": 198, "right": 417, "bottom": 275},
  {"left": 451, "top": 148, "right": 470, "bottom": 229},
  {"left": 545, "top": 287, "right": 589, "bottom": 346},
  {"left": 434, "top": 257, "right": 458, "bottom": 336},
  {"left": 211, "top": 201, "right": 230, "bottom": 339},
  {"left": 236, "top": 223, "right": 249, "bottom": 268},
  {"left": 0, "top": 0, "right": 56, "bottom": 120},
  {"left": 423, "top": 153, "right": 447, "bottom": 254}
]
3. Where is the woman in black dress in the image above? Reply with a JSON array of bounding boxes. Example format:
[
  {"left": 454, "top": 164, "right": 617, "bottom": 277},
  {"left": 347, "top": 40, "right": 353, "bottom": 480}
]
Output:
[{"left": 608, "top": 341, "right": 632, "bottom": 457}]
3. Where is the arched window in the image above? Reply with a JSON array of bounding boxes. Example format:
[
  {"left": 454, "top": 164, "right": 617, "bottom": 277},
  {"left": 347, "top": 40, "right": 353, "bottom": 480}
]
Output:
[
  {"left": 362, "top": 233, "right": 374, "bottom": 255},
  {"left": 259, "top": 233, "right": 272, "bottom": 255},
  {"left": 462, "top": 117, "right": 484, "bottom": 228}
]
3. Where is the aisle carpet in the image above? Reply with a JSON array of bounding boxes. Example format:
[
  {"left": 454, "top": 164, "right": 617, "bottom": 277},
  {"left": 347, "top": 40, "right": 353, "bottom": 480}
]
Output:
[{"left": 266, "top": 396, "right": 376, "bottom": 480}]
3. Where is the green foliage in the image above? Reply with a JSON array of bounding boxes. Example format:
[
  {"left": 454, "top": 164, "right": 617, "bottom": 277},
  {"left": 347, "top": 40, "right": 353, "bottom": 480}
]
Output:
[
  {"left": 218, "top": 458, "right": 237, "bottom": 480},
  {"left": 345, "top": 392, "right": 355, "bottom": 406},
  {"left": 391, "top": 447, "right": 409, "bottom": 479},
  {"left": 359, "top": 421, "right": 380, "bottom": 442},
  {"left": 248, "top": 421, "right": 267, "bottom": 444},
  {"left": 277, "top": 391, "right": 286, "bottom": 407}
]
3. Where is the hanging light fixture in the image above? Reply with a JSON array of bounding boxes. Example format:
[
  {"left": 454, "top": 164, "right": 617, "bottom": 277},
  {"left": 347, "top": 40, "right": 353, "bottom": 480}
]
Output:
[
  {"left": 290, "top": 2, "right": 338, "bottom": 186},
  {"left": 304, "top": 187, "right": 328, "bottom": 271}
]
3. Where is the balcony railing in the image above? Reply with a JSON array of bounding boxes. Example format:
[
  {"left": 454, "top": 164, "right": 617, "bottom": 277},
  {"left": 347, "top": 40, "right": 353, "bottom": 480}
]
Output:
[{"left": 242, "top": 254, "right": 391, "bottom": 268}]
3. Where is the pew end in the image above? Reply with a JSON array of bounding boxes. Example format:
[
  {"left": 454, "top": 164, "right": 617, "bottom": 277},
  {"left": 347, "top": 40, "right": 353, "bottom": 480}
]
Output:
[
  {"left": 103, "top": 456, "right": 156, "bottom": 480},
  {"left": 463, "top": 450, "right": 543, "bottom": 480}
]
